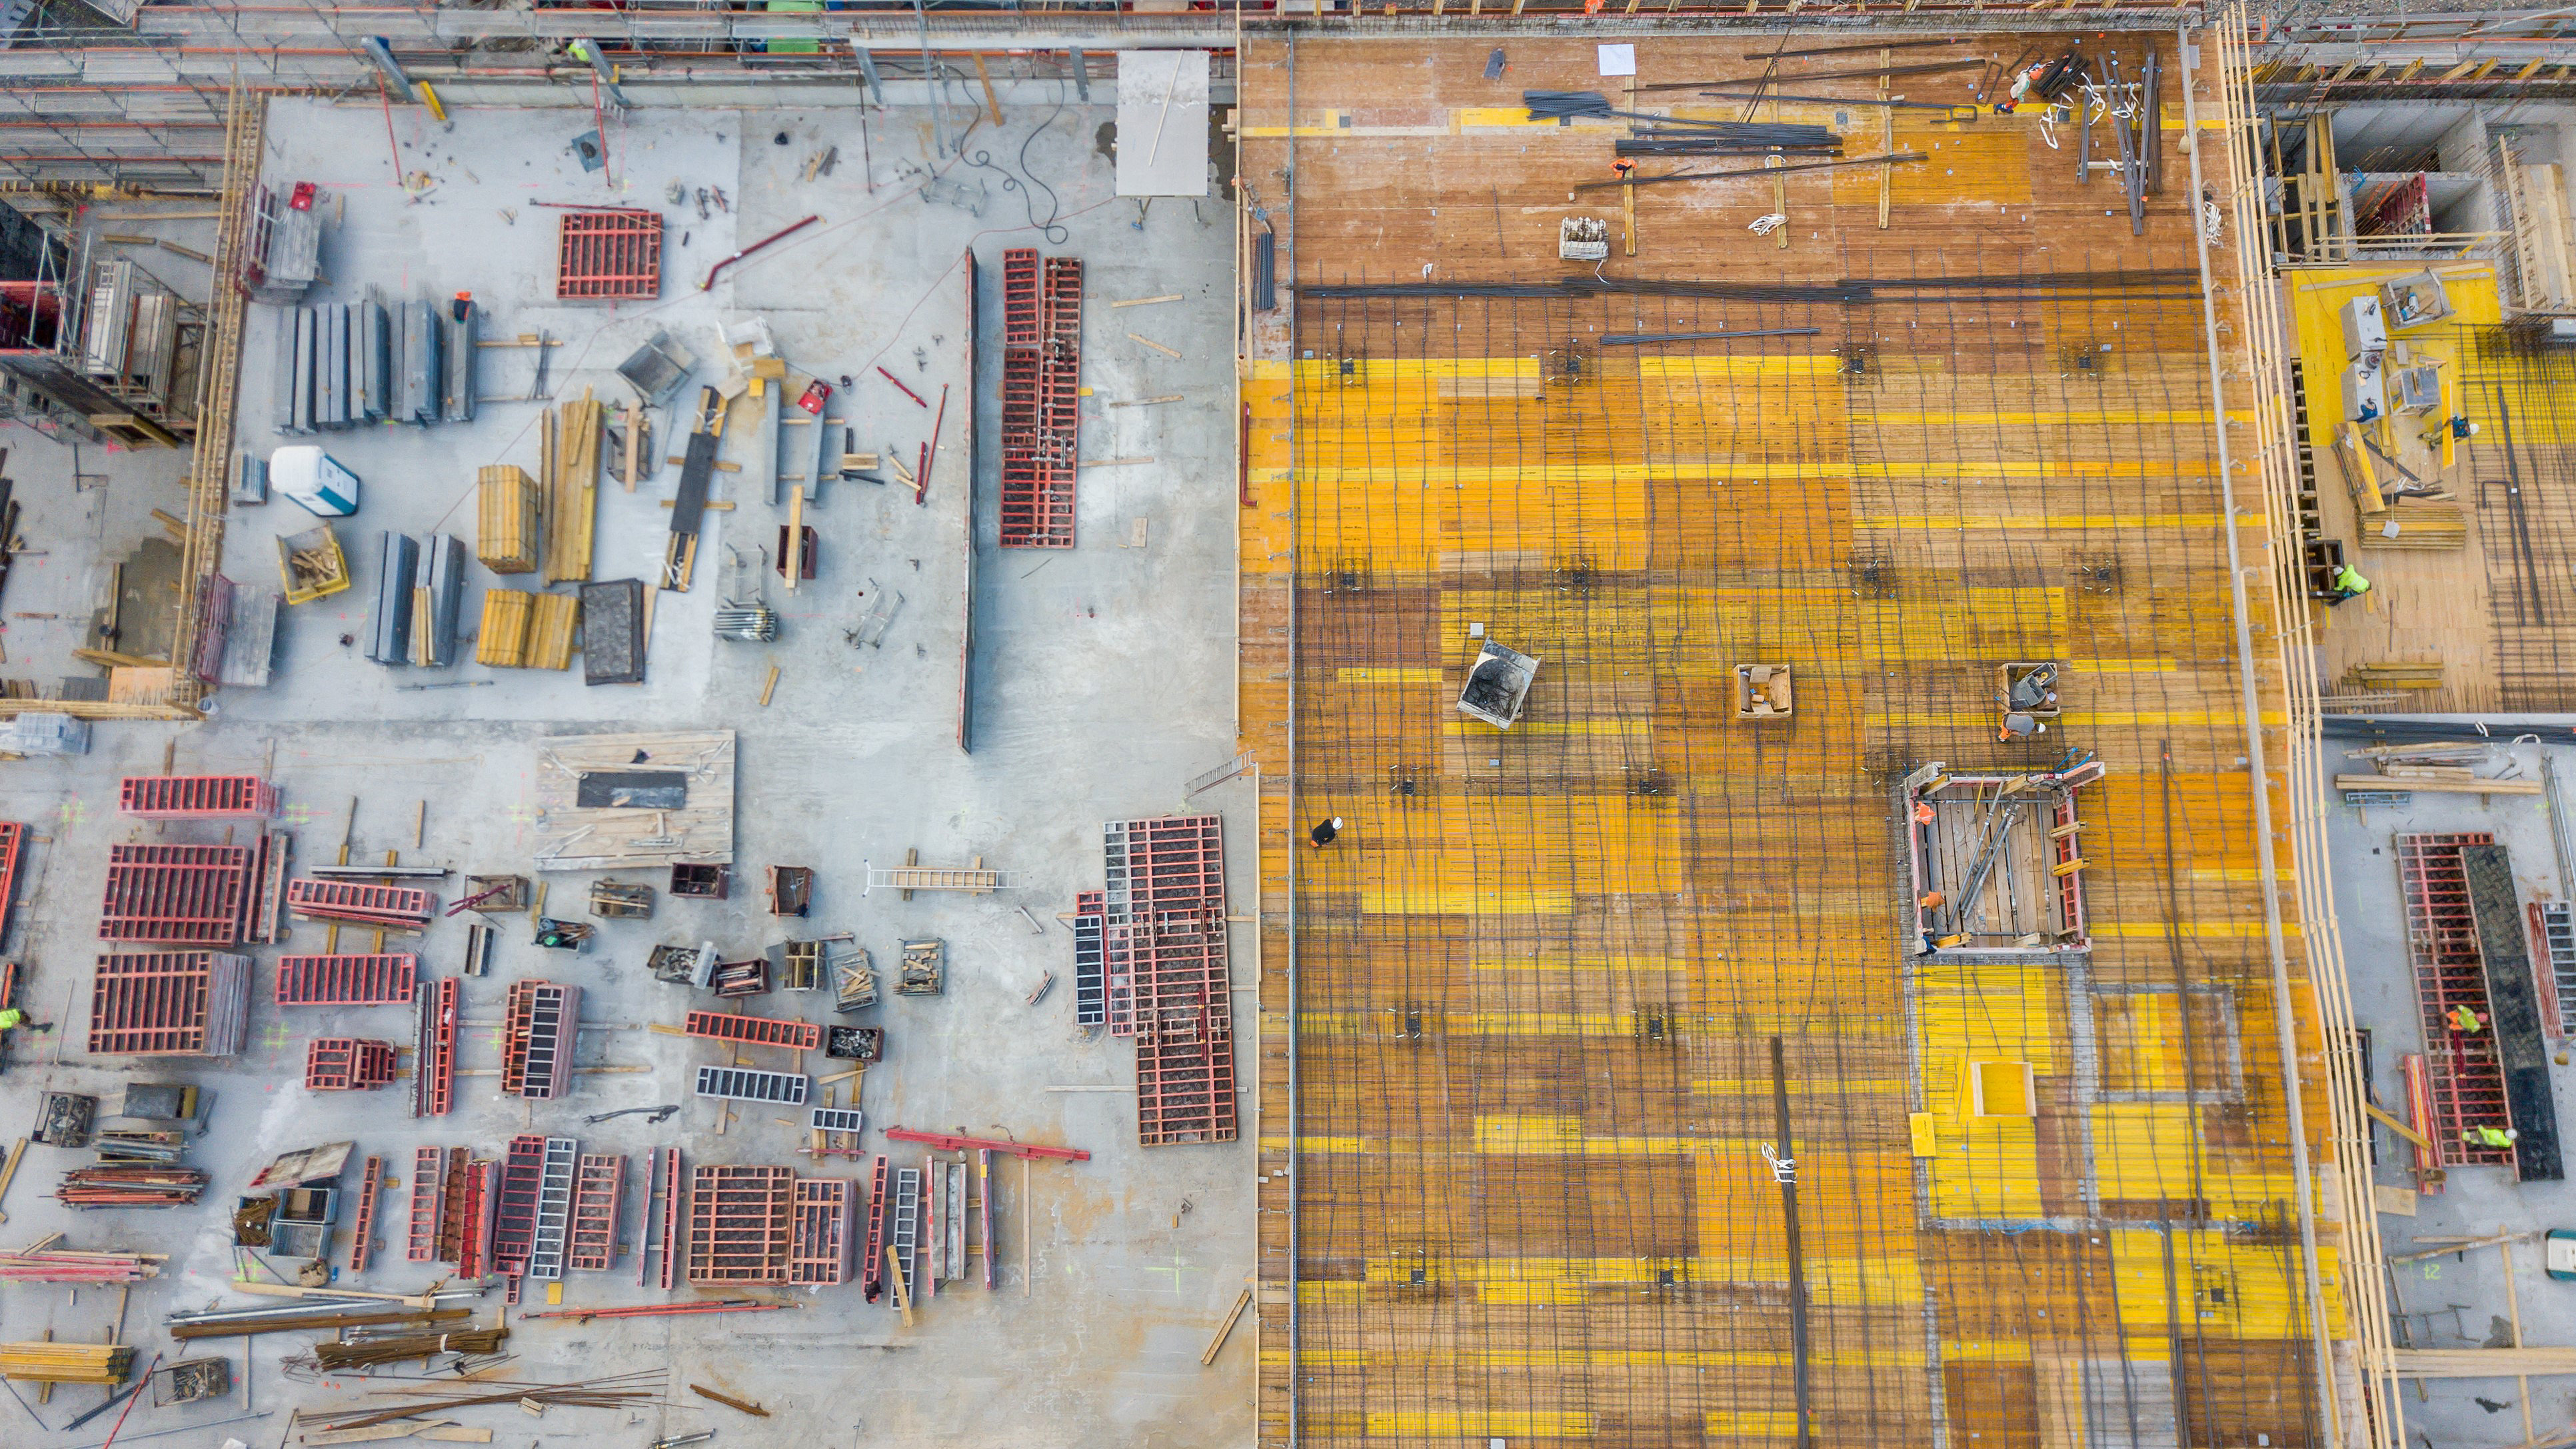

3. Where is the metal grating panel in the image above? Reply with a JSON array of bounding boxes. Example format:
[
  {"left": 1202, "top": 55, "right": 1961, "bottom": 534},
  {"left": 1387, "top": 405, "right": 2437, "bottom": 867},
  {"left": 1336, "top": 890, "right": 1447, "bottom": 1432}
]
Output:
[
  {"left": 527, "top": 1136, "right": 579, "bottom": 1282},
  {"left": 694, "top": 1064, "right": 808, "bottom": 1104},
  {"left": 809, "top": 1106, "right": 865, "bottom": 1134},
  {"left": 1074, "top": 888, "right": 1106, "bottom": 1026}
]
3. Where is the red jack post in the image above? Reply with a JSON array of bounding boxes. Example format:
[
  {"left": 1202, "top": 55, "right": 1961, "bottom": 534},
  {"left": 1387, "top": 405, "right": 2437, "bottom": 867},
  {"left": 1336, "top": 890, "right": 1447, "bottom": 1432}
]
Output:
[{"left": 876, "top": 365, "right": 928, "bottom": 409}]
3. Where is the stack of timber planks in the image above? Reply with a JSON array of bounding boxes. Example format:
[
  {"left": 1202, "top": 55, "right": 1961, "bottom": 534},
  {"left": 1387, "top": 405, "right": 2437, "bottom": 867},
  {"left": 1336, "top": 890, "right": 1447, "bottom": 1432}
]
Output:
[
  {"left": 2344, "top": 661, "right": 2444, "bottom": 691},
  {"left": 2358, "top": 505, "right": 2468, "bottom": 549},
  {"left": 477, "top": 591, "right": 578, "bottom": 671},
  {"left": 543, "top": 391, "right": 602, "bottom": 585},
  {"left": 476, "top": 465, "right": 541, "bottom": 574},
  {"left": 0, "top": 1340, "right": 135, "bottom": 1383}
]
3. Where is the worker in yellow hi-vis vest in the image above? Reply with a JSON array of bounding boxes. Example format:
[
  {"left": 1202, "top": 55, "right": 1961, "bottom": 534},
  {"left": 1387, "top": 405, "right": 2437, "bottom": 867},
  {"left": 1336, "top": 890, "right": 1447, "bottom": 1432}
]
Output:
[
  {"left": 0, "top": 1008, "right": 51, "bottom": 1038},
  {"left": 2447, "top": 1004, "right": 2486, "bottom": 1034},
  {"left": 2464, "top": 1125, "right": 2519, "bottom": 1150}
]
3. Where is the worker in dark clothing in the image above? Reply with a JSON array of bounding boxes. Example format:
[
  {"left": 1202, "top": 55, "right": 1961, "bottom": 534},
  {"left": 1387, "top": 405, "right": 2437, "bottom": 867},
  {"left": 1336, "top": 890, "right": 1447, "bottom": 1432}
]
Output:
[
  {"left": 1997, "top": 713, "right": 2048, "bottom": 743},
  {"left": 2326, "top": 563, "right": 2371, "bottom": 607},
  {"left": 1309, "top": 817, "right": 1344, "bottom": 849}
]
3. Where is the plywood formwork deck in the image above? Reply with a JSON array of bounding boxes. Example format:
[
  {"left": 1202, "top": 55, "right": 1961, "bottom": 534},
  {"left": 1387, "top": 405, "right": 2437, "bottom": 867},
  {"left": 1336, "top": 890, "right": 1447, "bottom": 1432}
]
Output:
[{"left": 1240, "top": 31, "right": 2343, "bottom": 1449}]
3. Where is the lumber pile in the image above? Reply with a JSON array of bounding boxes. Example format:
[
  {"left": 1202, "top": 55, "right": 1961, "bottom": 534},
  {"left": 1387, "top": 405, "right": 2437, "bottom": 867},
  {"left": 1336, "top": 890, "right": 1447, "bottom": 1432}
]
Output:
[
  {"left": 2394, "top": 1347, "right": 2576, "bottom": 1377},
  {"left": 313, "top": 1324, "right": 506, "bottom": 1368},
  {"left": 543, "top": 391, "right": 603, "bottom": 585},
  {"left": 475, "top": 465, "right": 541, "bottom": 575},
  {"left": 2358, "top": 505, "right": 2468, "bottom": 549},
  {"left": 0, "top": 1338, "right": 135, "bottom": 1383},
  {"left": 2343, "top": 661, "right": 2443, "bottom": 691},
  {"left": 476, "top": 590, "right": 579, "bottom": 671},
  {"left": 55, "top": 1163, "right": 209, "bottom": 1208},
  {"left": 2335, "top": 773, "right": 2545, "bottom": 796}
]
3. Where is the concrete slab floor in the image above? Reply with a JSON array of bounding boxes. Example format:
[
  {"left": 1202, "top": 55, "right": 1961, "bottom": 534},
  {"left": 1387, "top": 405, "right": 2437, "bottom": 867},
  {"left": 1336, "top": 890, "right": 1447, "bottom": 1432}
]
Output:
[
  {"left": 0, "top": 95, "right": 1251, "bottom": 1449},
  {"left": 2332, "top": 733, "right": 2576, "bottom": 1448}
]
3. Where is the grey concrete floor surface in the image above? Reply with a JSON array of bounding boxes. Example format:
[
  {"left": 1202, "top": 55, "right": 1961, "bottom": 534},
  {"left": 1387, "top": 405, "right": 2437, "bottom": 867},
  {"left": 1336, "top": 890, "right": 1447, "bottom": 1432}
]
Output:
[
  {"left": 2331, "top": 735, "right": 2576, "bottom": 1449},
  {"left": 0, "top": 95, "right": 1252, "bottom": 1449}
]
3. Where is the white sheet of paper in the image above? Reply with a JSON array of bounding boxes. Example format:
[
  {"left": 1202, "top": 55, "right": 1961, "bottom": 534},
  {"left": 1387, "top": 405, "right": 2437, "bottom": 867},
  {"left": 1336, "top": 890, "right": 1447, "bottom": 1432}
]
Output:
[{"left": 1597, "top": 43, "right": 1636, "bottom": 77}]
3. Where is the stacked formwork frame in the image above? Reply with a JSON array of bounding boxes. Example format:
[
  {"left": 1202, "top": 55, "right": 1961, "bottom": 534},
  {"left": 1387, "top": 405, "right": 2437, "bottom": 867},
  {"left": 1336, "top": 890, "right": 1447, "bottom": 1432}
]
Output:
[
  {"left": 501, "top": 980, "right": 580, "bottom": 1100},
  {"left": 567, "top": 1154, "right": 625, "bottom": 1272},
  {"left": 2398, "top": 832, "right": 2519, "bottom": 1168},
  {"left": 117, "top": 774, "right": 279, "bottom": 819},
  {"left": 997, "top": 248, "right": 1081, "bottom": 548},
  {"left": 304, "top": 1036, "right": 397, "bottom": 1090},
  {"left": 788, "top": 1177, "right": 858, "bottom": 1286},
  {"left": 285, "top": 879, "right": 434, "bottom": 930},
  {"left": 555, "top": 209, "right": 662, "bottom": 301},
  {"left": 88, "top": 950, "right": 251, "bottom": 1056},
  {"left": 275, "top": 953, "right": 417, "bottom": 1006},
  {"left": 1104, "top": 814, "right": 1236, "bottom": 1145},
  {"left": 99, "top": 844, "right": 252, "bottom": 944},
  {"left": 639, "top": 1146, "right": 684, "bottom": 1290},
  {"left": 455, "top": 1158, "right": 499, "bottom": 1282},
  {"left": 860, "top": 1154, "right": 889, "bottom": 1302},
  {"left": 413, "top": 976, "right": 459, "bottom": 1118},
  {"left": 685, "top": 1164, "right": 794, "bottom": 1285},
  {"left": 437, "top": 1148, "right": 471, "bottom": 1263}
]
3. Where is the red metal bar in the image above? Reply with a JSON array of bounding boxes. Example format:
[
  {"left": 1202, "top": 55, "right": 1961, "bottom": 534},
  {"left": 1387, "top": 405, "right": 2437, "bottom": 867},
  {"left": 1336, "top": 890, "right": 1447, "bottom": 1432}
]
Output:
[
  {"left": 883, "top": 1128, "right": 1090, "bottom": 1162},
  {"left": 979, "top": 1148, "right": 994, "bottom": 1290},
  {"left": 276, "top": 953, "right": 417, "bottom": 1006},
  {"left": 346, "top": 1156, "right": 384, "bottom": 1274},
  {"left": 521, "top": 1299, "right": 793, "bottom": 1322},
  {"left": 117, "top": 774, "right": 279, "bottom": 819},
  {"left": 406, "top": 1146, "right": 445, "bottom": 1263},
  {"left": 700, "top": 213, "right": 818, "bottom": 291},
  {"left": 682, "top": 1009, "right": 822, "bottom": 1052}
]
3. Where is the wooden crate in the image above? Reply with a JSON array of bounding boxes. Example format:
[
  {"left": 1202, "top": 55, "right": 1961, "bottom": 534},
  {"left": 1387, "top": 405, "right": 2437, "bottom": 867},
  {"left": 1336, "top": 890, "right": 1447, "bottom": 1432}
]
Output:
[
  {"left": 476, "top": 465, "right": 542, "bottom": 575},
  {"left": 528, "top": 591, "right": 579, "bottom": 671},
  {"left": 477, "top": 589, "right": 533, "bottom": 668}
]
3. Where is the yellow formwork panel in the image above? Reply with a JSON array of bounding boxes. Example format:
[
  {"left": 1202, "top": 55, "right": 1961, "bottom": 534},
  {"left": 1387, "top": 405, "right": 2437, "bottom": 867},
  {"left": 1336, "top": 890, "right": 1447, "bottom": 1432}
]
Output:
[
  {"left": 2107, "top": 1228, "right": 2349, "bottom": 1340},
  {"left": 1918, "top": 959, "right": 2063, "bottom": 1218}
]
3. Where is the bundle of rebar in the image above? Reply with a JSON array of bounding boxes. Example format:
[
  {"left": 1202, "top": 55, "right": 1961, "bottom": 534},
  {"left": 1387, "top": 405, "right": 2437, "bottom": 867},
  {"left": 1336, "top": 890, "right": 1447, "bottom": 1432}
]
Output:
[
  {"left": 0, "top": 1340, "right": 135, "bottom": 1384},
  {"left": 55, "top": 1164, "right": 208, "bottom": 1208},
  {"left": 0, "top": 1248, "right": 163, "bottom": 1283},
  {"left": 1614, "top": 125, "right": 1840, "bottom": 157},
  {"left": 312, "top": 1326, "right": 507, "bottom": 1368},
  {"left": 305, "top": 1370, "right": 665, "bottom": 1431},
  {"left": 169, "top": 1306, "right": 473, "bottom": 1341}
]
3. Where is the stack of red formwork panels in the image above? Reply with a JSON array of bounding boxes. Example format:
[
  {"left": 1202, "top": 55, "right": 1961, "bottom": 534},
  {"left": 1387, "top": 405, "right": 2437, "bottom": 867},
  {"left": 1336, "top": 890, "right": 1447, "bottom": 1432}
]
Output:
[
  {"left": 859, "top": 1154, "right": 889, "bottom": 1301},
  {"left": 455, "top": 1158, "right": 500, "bottom": 1281},
  {"left": 788, "top": 1178, "right": 858, "bottom": 1286},
  {"left": 1106, "top": 814, "right": 1236, "bottom": 1146},
  {"left": 275, "top": 953, "right": 418, "bottom": 1006},
  {"left": 285, "top": 879, "right": 434, "bottom": 931},
  {"left": 639, "top": 1147, "right": 684, "bottom": 1290},
  {"left": 407, "top": 1146, "right": 447, "bottom": 1263},
  {"left": 99, "top": 844, "right": 253, "bottom": 945},
  {"left": 685, "top": 1164, "right": 794, "bottom": 1285},
  {"left": 117, "top": 774, "right": 279, "bottom": 820},
  {"left": 996, "top": 247, "right": 1081, "bottom": 548},
  {"left": 682, "top": 1009, "right": 822, "bottom": 1052},
  {"left": 243, "top": 830, "right": 291, "bottom": 945},
  {"left": 501, "top": 980, "right": 581, "bottom": 1100},
  {"left": 413, "top": 977, "right": 459, "bottom": 1118},
  {"left": 555, "top": 208, "right": 662, "bottom": 301},
  {"left": 491, "top": 1134, "right": 548, "bottom": 1280},
  {"left": 89, "top": 950, "right": 251, "bottom": 1056},
  {"left": 566, "top": 1154, "right": 625, "bottom": 1272},
  {"left": 305, "top": 1037, "right": 397, "bottom": 1090}
]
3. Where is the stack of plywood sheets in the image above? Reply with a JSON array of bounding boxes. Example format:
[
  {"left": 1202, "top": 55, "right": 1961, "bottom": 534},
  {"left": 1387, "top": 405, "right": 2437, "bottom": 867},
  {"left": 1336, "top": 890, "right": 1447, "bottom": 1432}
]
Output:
[{"left": 476, "top": 589, "right": 577, "bottom": 670}]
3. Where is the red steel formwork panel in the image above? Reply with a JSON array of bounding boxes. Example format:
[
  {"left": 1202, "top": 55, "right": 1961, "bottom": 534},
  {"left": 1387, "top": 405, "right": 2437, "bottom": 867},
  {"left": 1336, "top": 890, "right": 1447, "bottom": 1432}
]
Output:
[
  {"left": 456, "top": 1158, "right": 500, "bottom": 1281},
  {"left": 682, "top": 1009, "right": 822, "bottom": 1052},
  {"left": 407, "top": 1146, "right": 447, "bottom": 1263},
  {"left": 99, "top": 844, "right": 251, "bottom": 944},
  {"left": 89, "top": 950, "right": 251, "bottom": 1056},
  {"left": 860, "top": 1154, "right": 889, "bottom": 1302},
  {"left": 492, "top": 1135, "right": 548, "bottom": 1279},
  {"left": 0, "top": 820, "right": 25, "bottom": 942},
  {"left": 346, "top": 1155, "right": 384, "bottom": 1274},
  {"left": 556, "top": 208, "right": 662, "bottom": 301},
  {"left": 1000, "top": 247, "right": 1040, "bottom": 346},
  {"left": 501, "top": 980, "right": 581, "bottom": 1100},
  {"left": 1136, "top": 970, "right": 1238, "bottom": 1146},
  {"left": 1073, "top": 889, "right": 1106, "bottom": 1028},
  {"left": 788, "top": 1177, "right": 858, "bottom": 1286},
  {"left": 567, "top": 1154, "right": 625, "bottom": 1272},
  {"left": 2399, "top": 832, "right": 2519, "bottom": 1168},
  {"left": 117, "top": 774, "right": 279, "bottom": 820},
  {"left": 685, "top": 1164, "right": 794, "bottom": 1285},
  {"left": 305, "top": 1037, "right": 397, "bottom": 1090},
  {"left": 414, "top": 977, "right": 459, "bottom": 1118},
  {"left": 276, "top": 953, "right": 418, "bottom": 1006},
  {"left": 642, "top": 1146, "right": 684, "bottom": 1290},
  {"left": 285, "top": 878, "right": 434, "bottom": 930}
]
